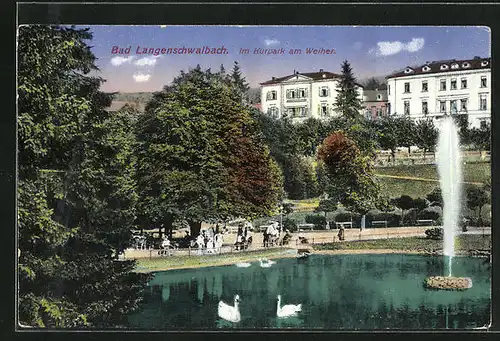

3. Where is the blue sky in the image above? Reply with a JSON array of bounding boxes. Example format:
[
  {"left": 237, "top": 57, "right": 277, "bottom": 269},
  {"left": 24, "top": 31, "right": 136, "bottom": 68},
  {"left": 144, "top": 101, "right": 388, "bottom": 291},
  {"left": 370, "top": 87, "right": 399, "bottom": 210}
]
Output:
[{"left": 81, "top": 26, "right": 491, "bottom": 92}]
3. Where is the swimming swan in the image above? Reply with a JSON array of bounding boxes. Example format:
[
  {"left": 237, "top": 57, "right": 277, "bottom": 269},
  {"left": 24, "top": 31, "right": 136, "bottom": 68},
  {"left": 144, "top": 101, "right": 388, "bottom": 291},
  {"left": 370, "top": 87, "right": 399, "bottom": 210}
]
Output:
[
  {"left": 259, "top": 258, "right": 273, "bottom": 268},
  {"left": 218, "top": 294, "right": 241, "bottom": 323},
  {"left": 276, "top": 295, "right": 301, "bottom": 318},
  {"left": 235, "top": 262, "right": 251, "bottom": 268},
  {"left": 262, "top": 258, "right": 276, "bottom": 265}
]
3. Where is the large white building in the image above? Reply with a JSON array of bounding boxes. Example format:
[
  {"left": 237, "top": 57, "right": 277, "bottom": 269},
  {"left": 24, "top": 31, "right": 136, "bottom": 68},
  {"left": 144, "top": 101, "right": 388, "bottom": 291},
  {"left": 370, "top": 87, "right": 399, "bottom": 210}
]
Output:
[
  {"left": 386, "top": 57, "right": 491, "bottom": 129},
  {"left": 260, "top": 70, "right": 364, "bottom": 122}
]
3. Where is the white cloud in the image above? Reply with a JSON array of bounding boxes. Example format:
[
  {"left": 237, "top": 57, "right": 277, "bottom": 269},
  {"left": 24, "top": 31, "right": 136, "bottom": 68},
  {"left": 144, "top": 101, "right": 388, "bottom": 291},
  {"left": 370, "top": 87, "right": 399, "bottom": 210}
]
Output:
[
  {"left": 405, "top": 38, "right": 425, "bottom": 52},
  {"left": 264, "top": 38, "right": 280, "bottom": 46},
  {"left": 370, "top": 37, "right": 425, "bottom": 56},
  {"left": 133, "top": 73, "right": 151, "bottom": 83},
  {"left": 134, "top": 56, "right": 159, "bottom": 67},
  {"left": 110, "top": 56, "right": 135, "bottom": 66}
]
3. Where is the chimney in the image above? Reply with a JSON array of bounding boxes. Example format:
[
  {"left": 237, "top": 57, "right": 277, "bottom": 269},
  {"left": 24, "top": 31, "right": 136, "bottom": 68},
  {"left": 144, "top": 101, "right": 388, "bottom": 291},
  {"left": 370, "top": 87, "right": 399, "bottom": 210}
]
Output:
[
  {"left": 272, "top": 77, "right": 276, "bottom": 80},
  {"left": 319, "top": 68, "right": 324, "bottom": 72},
  {"left": 474, "top": 56, "right": 481, "bottom": 59}
]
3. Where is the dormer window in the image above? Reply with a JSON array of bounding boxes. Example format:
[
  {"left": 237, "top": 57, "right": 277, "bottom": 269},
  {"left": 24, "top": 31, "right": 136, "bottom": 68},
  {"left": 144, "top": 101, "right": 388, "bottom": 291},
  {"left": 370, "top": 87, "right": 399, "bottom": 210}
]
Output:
[
  {"left": 377, "top": 94, "right": 382, "bottom": 100},
  {"left": 481, "top": 60, "right": 489, "bottom": 66},
  {"left": 451, "top": 63, "right": 459, "bottom": 69},
  {"left": 462, "top": 62, "right": 470, "bottom": 68},
  {"left": 440, "top": 64, "right": 449, "bottom": 70},
  {"left": 422, "top": 65, "right": 431, "bottom": 72},
  {"left": 404, "top": 68, "right": 413, "bottom": 74}
]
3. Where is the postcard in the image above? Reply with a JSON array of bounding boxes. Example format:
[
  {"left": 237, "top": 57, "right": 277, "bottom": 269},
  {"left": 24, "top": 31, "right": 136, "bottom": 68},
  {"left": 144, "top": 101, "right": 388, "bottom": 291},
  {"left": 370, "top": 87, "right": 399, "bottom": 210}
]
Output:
[{"left": 16, "top": 24, "right": 491, "bottom": 331}]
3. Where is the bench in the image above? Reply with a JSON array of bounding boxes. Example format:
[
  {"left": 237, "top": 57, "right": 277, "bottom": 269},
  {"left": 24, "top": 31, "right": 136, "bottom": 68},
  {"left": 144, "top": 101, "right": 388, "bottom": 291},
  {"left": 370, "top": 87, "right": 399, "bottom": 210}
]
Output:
[
  {"left": 371, "top": 220, "right": 388, "bottom": 228},
  {"left": 335, "top": 221, "right": 353, "bottom": 229},
  {"left": 416, "top": 219, "right": 435, "bottom": 226},
  {"left": 298, "top": 223, "right": 314, "bottom": 231}
]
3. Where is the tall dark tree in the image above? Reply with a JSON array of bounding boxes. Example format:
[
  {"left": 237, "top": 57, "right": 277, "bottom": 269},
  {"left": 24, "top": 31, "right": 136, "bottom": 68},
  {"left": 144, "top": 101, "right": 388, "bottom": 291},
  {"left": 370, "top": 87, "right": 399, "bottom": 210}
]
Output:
[
  {"left": 363, "top": 77, "right": 387, "bottom": 90},
  {"left": 230, "top": 61, "right": 250, "bottom": 102},
  {"left": 334, "top": 60, "right": 364, "bottom": 122},
  {"left": 18, "top": 25, "right": 150, "bottom": 328}
]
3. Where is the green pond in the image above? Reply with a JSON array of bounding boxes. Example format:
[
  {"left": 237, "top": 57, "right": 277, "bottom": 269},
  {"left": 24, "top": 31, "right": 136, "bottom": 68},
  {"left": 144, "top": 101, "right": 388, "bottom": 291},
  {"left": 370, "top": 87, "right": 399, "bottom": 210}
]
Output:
[{"left": 128, "top": 254, "right": 490, "bottom": 330}]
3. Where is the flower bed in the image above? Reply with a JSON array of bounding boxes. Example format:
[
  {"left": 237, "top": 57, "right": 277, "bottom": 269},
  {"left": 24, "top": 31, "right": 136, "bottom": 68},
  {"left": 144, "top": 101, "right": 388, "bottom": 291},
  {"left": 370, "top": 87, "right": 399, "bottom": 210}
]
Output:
[{"left": 424, "top": 276, "right": 473, "bottom": 290}]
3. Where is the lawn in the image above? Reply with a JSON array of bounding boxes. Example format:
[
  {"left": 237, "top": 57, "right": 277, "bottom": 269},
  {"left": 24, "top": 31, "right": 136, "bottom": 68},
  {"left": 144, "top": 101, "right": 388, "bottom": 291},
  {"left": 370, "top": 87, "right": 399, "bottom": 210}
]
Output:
[
  {"left": 313, "top": 234, "right": 491, "bottom": 253},
  {"left": 375, "top": 162, "right": 490, "bottom": 183},
  {"left": 134, "top": 248, "right": 295, "bottom": 273}
]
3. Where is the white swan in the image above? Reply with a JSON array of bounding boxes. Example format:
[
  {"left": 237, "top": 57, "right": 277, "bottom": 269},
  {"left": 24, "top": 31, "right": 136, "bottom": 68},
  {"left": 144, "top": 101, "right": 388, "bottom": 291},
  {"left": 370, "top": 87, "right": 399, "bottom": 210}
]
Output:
[
  {"left": 235, "top": 262, "right": 251, "bottom": 268},
  {"left": 259, "top": 258, "right": 272, "bottom": 268},
  {"left": 276, "top": 295, "right": 301, "bottom": 318},
  {"left": 218, "top": 294, "right": 241, "bottom": 323}
]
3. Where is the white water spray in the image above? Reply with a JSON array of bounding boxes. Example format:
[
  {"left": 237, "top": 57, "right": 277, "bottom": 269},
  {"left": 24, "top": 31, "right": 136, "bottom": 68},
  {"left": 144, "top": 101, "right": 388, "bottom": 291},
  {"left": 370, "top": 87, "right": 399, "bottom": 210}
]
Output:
[{"left": 436, "top": 116, "right": 463, "bottom": 277}]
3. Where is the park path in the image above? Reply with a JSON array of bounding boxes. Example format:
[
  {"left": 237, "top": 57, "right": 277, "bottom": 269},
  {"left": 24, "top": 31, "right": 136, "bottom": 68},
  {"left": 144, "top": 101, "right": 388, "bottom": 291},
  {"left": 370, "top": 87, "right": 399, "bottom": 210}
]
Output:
[{"left": 123, "top": 226, "right": 431, "bottom": 259}]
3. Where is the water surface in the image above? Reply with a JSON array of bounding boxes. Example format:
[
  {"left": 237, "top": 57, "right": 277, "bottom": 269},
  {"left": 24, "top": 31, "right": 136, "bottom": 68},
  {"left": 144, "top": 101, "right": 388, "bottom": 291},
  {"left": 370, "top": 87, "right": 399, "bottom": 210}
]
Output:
[{"left": 128, "top": 254, "right": 490, "bottom": 330}]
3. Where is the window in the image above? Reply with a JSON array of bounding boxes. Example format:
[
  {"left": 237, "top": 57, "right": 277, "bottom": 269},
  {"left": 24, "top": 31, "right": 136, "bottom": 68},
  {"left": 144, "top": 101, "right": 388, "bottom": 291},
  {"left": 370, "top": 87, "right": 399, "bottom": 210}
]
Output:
[
  {"left": 268, "top": 107, "right": 279, "bottom": 118},
  {"left": 440, "top": 64, "right": 449, "bottom": 70},
  {"left": 319, "top": 86, "right": 329, "bottom": 97},
  {"left": 481, "top": 76, "right": 487, "bottom": 88},
  {"left": 480, "top": 120, "right": 488, "bottom": 129},
  {"left": 440, "top": 101, "right": 446, "bottom": 113},
  {"left": 266, "top": 90, "right": 277, "bottom": 100},
  {"left": 460, "top": 99, "right": 468, "bottom": 112},
  {"left": 481, "top": 60, "right": 489, "bottom": 67},
  {"left": 422, "top": 101, "right": 428, "bottom": 115},
  {"left": 404, "top": 82, "right": 410, "bottom": 93},
  {"left": 376, "top": 108, "right": 382, "bottom": 117},
  {"left": 451, "top": 79, "right": 457, "bottom": 90},
  {"left": 377, "top": 94, "right": 382, "bottom": 100},
  {"left": 440, "top": 79, "right": 446, "bottom": 91},
  {"left": 286, "top": 89, "right": 296, "bottom": 99},
  {"left": 462, "top": 62, "right": 470, "bottom": 68},
  {"left": 388, "top": 85, "right": 390, "bottom": 95},
  {"left": 387, "top": 103, "right": 391, "bottom": 115},
  {"left": 422, "top": 66, "right": 431, "bottom": 72},
  {"left": 461, "top": 78, "right": 467, "bottom": 89},
  {"left": 404, "top": 68, "right": 413, "bottom": 74},
  {"left": 480, "top": 94, "right": 487, "bottom": 111},
  {"left": 422, "top": 81, "right": 428, "bottom": 92},
  {"left": 404, "top": 101, "right": 410, "bottom": 115},
  {"left": 298, "top": 88, "right": 308, "bottom": 98},
  {"left": 451, "top": 63, "right": 459, "bottom": 69},
  {"left": 321, "top": 104, "right": 329, "bottom": 116},
  {"left": 450, "top": 100, "right": 458, "bottom": 114}
]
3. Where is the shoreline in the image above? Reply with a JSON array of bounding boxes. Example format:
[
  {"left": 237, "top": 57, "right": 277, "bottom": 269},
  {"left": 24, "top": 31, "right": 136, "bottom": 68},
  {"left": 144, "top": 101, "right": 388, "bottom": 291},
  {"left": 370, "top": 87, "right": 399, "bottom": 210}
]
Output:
[{"left": 134, "top": 247, "right": 490, "bottom": 273}]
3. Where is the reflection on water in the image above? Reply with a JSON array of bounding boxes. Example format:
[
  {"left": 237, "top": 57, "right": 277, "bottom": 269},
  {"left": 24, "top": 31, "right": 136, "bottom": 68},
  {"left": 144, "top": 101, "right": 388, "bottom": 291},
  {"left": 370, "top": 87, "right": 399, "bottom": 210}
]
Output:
[{"left": 128, "top": 254, "right": 490, "bottom": 330}]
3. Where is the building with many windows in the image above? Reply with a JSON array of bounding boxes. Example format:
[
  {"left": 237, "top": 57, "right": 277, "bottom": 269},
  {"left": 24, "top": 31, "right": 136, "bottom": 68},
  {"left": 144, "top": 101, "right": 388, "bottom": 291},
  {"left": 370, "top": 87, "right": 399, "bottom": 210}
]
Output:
[
  {"left": 260, "top": 70, "right": 364, "bottom": 122},
  {"left": 386, "top": 57, "right": 491, "bottom": 128}
]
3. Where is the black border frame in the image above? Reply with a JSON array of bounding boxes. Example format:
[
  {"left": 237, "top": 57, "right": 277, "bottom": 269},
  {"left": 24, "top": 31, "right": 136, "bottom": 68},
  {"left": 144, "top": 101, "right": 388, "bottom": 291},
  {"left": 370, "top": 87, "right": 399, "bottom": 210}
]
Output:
[{"left": 5, "top": 1, "right": 500, "bottom": 341}]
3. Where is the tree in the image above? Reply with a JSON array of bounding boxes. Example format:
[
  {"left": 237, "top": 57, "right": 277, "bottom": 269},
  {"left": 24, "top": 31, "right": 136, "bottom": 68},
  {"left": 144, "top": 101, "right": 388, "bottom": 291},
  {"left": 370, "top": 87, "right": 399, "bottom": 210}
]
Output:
[
  {"left": 466, "top": 186, "right": 489, "bottom": 226},
  {"left": 395, "top": 116, "right": 416, "bottom": 154},
  {"left": 363, "top": 77, "right": 387, "bottom": 90},
  {"left": 469, "top": 123, "right": 491, "bottom": 154},
  {"left": 136, "top": 66, "right": 282, "bottom": 237},
  {"left": 230, "top": 61, "right": 250, "bottom": 103},
  {"left": 391, "top": 195, "right": 414, "bottom": 226},
  {"left": 317, "top": 131, "right": 379, "bottom": 212},
  {"left": 18, "top": 25, "right": 150, "bottom": 328},
  {"left": 334, "top": 60, "right": 364, "bottom": 122},
  {"left": 375, "top": 116, "right": 399, "bottom": 163},
  {"left": 414, "top": 119, "right": 439, "bottom": 158},
  {"left": 426, "top": 187, "right": 443, "bottom": 207}
]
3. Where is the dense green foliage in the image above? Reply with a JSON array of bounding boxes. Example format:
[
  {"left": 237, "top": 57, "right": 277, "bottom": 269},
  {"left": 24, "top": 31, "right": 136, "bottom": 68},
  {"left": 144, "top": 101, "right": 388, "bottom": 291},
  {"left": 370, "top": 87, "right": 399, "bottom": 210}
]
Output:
[
  {"left": 136, "top": 65, "right": 282, "bottom": 237},
  {"left": 18, "top": 25, "right": 151, "bottom": 328}
]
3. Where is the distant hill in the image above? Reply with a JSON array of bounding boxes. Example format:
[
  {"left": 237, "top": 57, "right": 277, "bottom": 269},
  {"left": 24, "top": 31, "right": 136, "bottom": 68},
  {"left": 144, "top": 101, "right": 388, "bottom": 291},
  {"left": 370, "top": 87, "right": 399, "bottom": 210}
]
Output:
[{"left": 112, "top": 92, "right": 154, "bottom": 103}]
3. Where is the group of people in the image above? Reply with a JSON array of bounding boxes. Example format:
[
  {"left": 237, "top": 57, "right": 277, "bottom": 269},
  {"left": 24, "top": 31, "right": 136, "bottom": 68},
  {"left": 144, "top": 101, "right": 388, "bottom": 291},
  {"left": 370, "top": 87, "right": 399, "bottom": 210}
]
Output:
[
  {"left": 234, "top": 222, "right": 253, "bottom": 250},
  {"left": 195, "top": 227, "right": 224, "bottom": 255},
  {"left": 263, "top": 221, "right": 281, "bottom": 247}
]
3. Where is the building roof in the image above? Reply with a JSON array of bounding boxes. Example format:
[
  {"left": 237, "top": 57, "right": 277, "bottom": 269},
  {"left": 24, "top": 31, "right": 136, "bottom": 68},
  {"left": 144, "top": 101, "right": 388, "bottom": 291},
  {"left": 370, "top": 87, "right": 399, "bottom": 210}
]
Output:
[
  {"left": 260, "top": 70, "right": 364, "bottom": 87},
  {"left": 386, "top": 57, "right": 491, "bottom": 79},
  {"left": 363, "top": 90, "right": 388, "bottom": 102}
]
